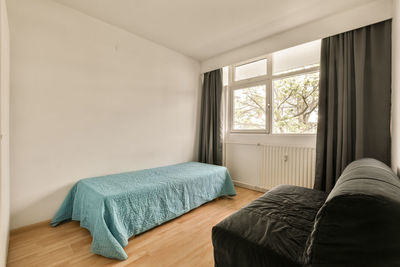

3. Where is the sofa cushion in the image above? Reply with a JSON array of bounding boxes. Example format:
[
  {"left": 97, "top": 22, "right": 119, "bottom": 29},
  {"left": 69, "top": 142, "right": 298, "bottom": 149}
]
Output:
[
  {"left": 212, "top": 185, "right": 328, "bottom": 267},
  {"left": 304, "top": 158, "right": 400, "bottom": 266}
]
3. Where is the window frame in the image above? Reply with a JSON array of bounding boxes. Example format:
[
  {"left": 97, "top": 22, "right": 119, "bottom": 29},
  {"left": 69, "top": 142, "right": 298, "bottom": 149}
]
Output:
[
  {"left": 227, "top": 53, "right": 320, "bottom": 135},
  {"left": 232, "top": 56, "right": 268, "bottom": 85},
  {"left": 230, "top": 81, "right": 269, "bottom": 134},
  {"left": 229, "top": 55, "right": 271, "bottom": 134}
]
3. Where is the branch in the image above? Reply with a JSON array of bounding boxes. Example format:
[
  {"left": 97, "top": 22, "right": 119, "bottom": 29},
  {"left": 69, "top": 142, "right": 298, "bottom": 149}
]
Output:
[{"left": 247, "top": 95, "right": 266, "bottom": 113}]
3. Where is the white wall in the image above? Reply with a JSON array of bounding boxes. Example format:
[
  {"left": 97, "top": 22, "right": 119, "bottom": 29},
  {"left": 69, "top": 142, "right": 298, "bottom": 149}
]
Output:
[
  {"left": 8, "top": 0, "right": 201, "bottom": 229},
  {"left": 0, "top": 0, "right": 10, "bottom": 264},
  {"left": 201, "top": 0, "right": 393, "bottom": 73},
  {"left": 392, "top": 0, "right": 400, "bottom": 175}
]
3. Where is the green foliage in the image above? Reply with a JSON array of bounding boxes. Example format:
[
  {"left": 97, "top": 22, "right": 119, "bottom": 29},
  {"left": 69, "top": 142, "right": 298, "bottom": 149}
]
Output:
[
  {"left": 232, "top": 72, "right": 319, "bottom": 133},
  {"left": 273, "top": 72, "right": 319, "bottom": 133},
  {"left": 233, "top": 85, "right": 266, "bottom": 129}
]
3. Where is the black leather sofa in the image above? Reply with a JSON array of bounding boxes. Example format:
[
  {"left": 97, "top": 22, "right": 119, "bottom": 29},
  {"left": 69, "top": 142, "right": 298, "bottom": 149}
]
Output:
[{"left": 212, "top": 158, "right": 400, "bottom": 267}]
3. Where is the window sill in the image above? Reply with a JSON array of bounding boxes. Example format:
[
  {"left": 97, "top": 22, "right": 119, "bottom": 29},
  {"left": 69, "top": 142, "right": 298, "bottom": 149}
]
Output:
[{"left": 228, "top": 131, "right": 316, "bottom": 136}]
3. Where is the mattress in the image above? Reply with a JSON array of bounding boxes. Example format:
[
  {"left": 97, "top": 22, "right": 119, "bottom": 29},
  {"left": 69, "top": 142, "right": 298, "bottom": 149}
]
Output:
[{"left": 51, "top": 162, "right": 236, "bottom": 260}]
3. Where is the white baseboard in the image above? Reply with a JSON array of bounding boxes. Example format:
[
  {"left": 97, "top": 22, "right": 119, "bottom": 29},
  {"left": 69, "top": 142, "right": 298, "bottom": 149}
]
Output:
[{"left": 232, "top": 180, "right": 268, "bottom": 193}]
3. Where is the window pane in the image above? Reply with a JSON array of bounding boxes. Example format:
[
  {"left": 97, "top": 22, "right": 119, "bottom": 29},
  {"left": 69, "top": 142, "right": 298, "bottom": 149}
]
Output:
[
  {"left": 233, "top": 85, "right": 266, "bottom": 130},
  {"left": 273, "top": 72, "right": 319, "bottom": 134},
  {"left": 272, "top": 40, "right": 320, "bottom": 75},
  {"left": 234, "top": 59, "right": 266, "bottom": 81}
]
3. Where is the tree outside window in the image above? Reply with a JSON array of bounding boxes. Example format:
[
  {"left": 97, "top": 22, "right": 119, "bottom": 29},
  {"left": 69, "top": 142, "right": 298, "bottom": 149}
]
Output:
[
  {"left": 226, "top": 40, "right": 321, "bottom": 134},
  {"left": 272, "top": 72, "right": 319, "bottom": 134},
  {"left": 233, "top": 85, "right": 266, "bottom": 130}
]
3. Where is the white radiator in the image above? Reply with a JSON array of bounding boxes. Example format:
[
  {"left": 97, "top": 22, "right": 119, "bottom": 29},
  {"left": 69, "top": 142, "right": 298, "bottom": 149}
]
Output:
[{"left": 225, "top": 143, "right": 316, "bottom": 191}]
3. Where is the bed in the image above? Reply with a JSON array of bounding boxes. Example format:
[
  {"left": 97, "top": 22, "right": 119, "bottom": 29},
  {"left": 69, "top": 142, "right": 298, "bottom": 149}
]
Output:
[{"left": 50, "top": 162, "right": 236, "bottom": 260}]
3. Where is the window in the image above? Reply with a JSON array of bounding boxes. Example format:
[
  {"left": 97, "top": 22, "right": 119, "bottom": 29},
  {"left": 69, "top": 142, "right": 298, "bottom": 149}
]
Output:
[
  {"left": 234, "top": 59, "right": 267, "bottom": 82},
  {"left": 232, "top": 85, "right": 266, "bottom": 130},
  {"left": 272, "top": 72, "right": 319, "bottom": 133},
  {"left": 226, "top": 40, "right": 320, "bottom": 134}
]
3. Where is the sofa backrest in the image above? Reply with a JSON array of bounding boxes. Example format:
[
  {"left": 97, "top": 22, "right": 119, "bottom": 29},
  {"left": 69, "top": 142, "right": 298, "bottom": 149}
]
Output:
[{"left": 304, "top": 158, "right": 400, "bottom": 266}]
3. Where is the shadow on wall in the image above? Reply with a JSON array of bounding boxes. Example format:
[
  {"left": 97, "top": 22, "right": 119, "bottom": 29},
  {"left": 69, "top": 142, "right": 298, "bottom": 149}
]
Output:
[
  {"left": 11, "top": 183, "right": 74, "bottom": 229},
  {"left": 192, "top": 75, "right": 203, "bottom": 161}
]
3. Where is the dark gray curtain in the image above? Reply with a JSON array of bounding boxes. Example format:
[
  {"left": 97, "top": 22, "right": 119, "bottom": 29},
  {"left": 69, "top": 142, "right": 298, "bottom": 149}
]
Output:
[
  {"left": 315, "top": 20, "right": 392, "bottom": 192},
  {"left": 199, "top": 69, "right": 223, "bottom": 165}
]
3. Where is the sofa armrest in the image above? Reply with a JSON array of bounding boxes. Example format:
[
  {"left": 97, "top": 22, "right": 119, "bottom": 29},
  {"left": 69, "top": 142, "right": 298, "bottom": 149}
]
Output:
[{"left": 304, "top": 158, "right": 400, "bottom": 266}]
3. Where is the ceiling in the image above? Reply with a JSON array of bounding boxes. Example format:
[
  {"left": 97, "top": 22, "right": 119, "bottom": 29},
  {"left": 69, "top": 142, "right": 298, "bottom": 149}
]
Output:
[{"left": 53, "top": 0, "right": 377, "bottom": 61}]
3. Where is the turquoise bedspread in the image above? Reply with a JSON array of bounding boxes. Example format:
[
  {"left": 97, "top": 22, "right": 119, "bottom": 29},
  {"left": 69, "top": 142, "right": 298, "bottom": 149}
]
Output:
[{"left": 51, "top": 162, "right": 236, "bottom": 260}]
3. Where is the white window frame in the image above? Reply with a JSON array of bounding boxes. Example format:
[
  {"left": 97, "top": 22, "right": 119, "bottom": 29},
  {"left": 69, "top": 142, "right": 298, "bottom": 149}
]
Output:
[
  {"left": 229, "top": 55, "right": 271, "bottom": 134},
  {"left": 227, "top": 54, "right": 319, "bottom": 135}
]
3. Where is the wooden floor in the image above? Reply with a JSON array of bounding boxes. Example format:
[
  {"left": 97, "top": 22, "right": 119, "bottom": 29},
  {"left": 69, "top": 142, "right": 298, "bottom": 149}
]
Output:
[{"left": 7, "top": 187, "right": 262, "bottom": 267}]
